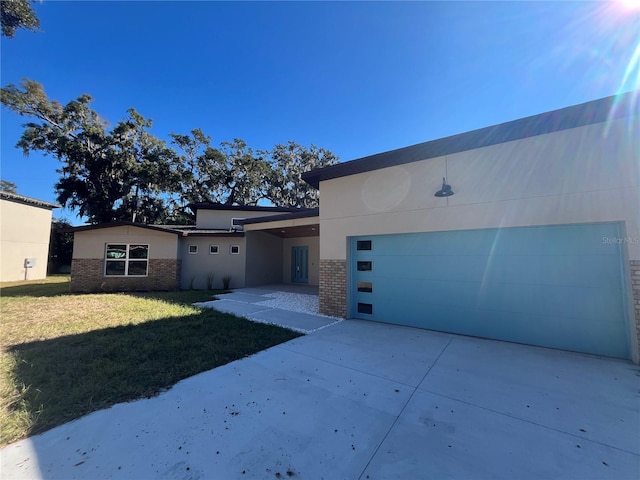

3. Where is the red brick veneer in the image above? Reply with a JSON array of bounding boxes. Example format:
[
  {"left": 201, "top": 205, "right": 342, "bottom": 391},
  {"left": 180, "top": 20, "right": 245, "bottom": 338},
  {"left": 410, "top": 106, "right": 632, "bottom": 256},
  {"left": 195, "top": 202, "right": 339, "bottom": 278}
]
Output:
[
  {"left": 631, "top": 260, "right": 640, "bottom": 359},
  {"left": 70, "top": 258, "right": 180, "bottom": 292},
  {"left": 319, "top": 259, "right": 347, "bottom": 318}
]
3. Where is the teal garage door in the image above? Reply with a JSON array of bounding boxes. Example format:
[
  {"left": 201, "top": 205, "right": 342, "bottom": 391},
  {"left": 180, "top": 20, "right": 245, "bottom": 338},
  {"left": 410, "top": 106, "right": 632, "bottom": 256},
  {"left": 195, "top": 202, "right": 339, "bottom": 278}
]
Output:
[{"left": 350, "top": 223, "right": 630, "bottom": 359}]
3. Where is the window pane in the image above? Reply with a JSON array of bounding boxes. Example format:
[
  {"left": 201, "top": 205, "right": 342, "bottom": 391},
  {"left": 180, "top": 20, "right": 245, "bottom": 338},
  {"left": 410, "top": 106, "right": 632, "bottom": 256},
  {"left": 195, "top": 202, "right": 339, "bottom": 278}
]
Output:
[
  {"left": 129, "top": 245, "right": 148, "bottom": 259},
  {"left": 230, "top": 245, "right": 240, "bottom": 254},
  {"left": 188, "top": 245, "right": 198, "bottom": 254},
  {"left": 106, "top": 244, "right": 127, "bottom": 259},
  {"left": 210, "top": 245, "right": 219, "bottom": 254},
  {"left": 357, "top": 261, "right": 372, "bottom": 271},
  {"left": 105, "top": 260, "right": 126, "bottom": 275},
  {"left": 128, "top": 261, "right": 148, "bottom": 276},
  {"left": 357, "top": 282, "right": 373, "bottom": 293},
  {"left": 357, "top": 303, "right": 373, "bottom": 314},
  {"left": 356, "top": 240, "right": 372, "bottom": 251}
]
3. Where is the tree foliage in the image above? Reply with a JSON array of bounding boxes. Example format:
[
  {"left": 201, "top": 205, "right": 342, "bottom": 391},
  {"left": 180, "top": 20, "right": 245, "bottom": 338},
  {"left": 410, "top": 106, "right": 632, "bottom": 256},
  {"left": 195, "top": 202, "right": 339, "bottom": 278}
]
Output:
[
  {"left": 0, "top": 179, "right": 18, "bottom": 193},
  {"left": 264, "top": 141, "right": 338, "bottom": 208},
  {"left": 171, "top": 132, "right": 271, "bottom": 207},
  {"left": 48, "top": 218, "right": 74, "bottom": 274},
  {"left": 1, "top": 79, "right": 182, "bottom": 223},
  {"left": 1, "top": 0, "right": 40, "bottom": 38},
  {"left": 2, "top": 79, "right": 340, "bottom": 224}
]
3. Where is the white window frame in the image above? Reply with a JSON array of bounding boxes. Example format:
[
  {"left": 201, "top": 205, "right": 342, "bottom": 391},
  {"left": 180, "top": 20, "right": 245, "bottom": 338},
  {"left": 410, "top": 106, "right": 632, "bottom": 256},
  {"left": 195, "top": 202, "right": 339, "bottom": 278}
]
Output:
[
  {"left": 209, "top": 245, "right": 219, "bottom": 255},
  {"left": 188, "top": 244, "right": 198, "bottom": 255},
  {"left": 104, "top": 244, "right": 149, "bottom": 277},
  {"left": 230, "top": 245, "right": 240, "bottom": 255}
]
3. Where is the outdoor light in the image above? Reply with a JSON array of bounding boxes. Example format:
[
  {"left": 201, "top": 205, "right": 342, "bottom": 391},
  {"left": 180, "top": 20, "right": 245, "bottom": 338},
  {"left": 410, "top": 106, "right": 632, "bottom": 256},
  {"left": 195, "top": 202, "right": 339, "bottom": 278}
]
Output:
[{"left": 434, "top": 177, "right": 454, "bottom": 197}]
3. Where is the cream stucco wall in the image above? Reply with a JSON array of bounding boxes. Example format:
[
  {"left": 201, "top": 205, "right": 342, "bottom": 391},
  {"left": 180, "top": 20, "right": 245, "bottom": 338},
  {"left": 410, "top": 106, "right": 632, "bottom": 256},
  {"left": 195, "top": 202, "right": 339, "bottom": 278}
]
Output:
[
  {"left": 196, "top": 210, "right": 289, "bottom": 229},
  {"left": 319, "top": 116, "right": 640, "bottom": 260},
  {"left": 72, "top": 226, "right": 179, "bottom": 259},
  {"left": 0, "top": 199, "right": 54, "bottom": 281},
  {"left": 179, "top": 236, "right": 246, "bottom": 289},
  {"left": 283, "top": 236, "right": 320, "bottom": 285},
  {"left": 243, "top": 215, "right": 319, "bottom": 232}
]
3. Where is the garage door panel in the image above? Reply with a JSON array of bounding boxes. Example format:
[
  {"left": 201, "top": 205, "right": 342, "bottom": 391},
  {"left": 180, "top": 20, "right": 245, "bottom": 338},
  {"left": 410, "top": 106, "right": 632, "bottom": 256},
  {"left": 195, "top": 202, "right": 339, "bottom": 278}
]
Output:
[
  {"left": 368, "top": 299, "right": 627, "bottom": 358},
  {"left": 357, "top": 223, "right": 622, "bottom": 257},
  {"left": 350, "top": 223, "right": 630, "bottom": 359},
  {"left": 359, "top": 253, "right": 623, "bottom": 288},
  {"left": 368, "top": 277, "right": 624, "bottom": 322}
]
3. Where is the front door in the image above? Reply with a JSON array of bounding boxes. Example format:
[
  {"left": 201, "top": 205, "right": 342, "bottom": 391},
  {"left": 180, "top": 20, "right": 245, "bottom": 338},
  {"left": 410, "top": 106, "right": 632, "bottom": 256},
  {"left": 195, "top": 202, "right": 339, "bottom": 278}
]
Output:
[{"left": 291, "top": 246, "right": 309, "bottom": 283}]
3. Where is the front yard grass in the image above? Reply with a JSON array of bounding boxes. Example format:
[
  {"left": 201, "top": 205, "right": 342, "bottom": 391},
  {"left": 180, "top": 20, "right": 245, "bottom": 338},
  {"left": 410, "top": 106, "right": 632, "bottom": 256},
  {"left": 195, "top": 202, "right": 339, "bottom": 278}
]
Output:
[{"left": 0, "top": 276, "right": 302, "bottom": 447}]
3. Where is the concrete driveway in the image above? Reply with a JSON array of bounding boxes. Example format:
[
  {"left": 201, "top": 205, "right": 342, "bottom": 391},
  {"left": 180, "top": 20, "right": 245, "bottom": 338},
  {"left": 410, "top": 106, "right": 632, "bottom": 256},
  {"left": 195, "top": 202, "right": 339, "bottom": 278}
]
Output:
[{"left": 1, "top": 320, "right": 639, "bottom": 479}]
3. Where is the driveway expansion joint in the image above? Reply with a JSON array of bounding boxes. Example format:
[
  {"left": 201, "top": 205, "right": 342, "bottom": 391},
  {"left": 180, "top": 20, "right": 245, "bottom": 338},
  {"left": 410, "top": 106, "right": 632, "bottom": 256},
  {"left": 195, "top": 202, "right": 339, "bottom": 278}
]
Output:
[
  {"left": 417, "top": 389, "right": 640, "bottom": 457},
  {"left": 356, "top": 336, "right": 455, "bottom": 479}
]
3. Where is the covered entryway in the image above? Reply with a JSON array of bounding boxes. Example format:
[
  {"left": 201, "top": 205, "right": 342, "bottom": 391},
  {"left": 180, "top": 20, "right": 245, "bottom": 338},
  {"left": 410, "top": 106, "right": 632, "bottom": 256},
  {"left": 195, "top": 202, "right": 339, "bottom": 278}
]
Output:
[
  {"left": 291, "top": 246, "right": 309, "bottom": 283},
  {"left": 242, "top": 208, "right": 320, "bottom": 287},
  {"left": 350, "top": 222, "right": 631, "bottom": 359}
]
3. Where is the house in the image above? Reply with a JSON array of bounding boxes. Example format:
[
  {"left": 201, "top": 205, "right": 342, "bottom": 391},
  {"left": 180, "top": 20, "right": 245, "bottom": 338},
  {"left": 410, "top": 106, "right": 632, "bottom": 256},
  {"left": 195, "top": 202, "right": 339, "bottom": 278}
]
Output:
[
  {"left": 68, "top": 90, "right": 639, "bottom": 363},
  {"left": 69, "top": 204, "right": 319, "bottom": 292},
  {"left": 0, "top": 191, "right": 59, "bottom": 282}
]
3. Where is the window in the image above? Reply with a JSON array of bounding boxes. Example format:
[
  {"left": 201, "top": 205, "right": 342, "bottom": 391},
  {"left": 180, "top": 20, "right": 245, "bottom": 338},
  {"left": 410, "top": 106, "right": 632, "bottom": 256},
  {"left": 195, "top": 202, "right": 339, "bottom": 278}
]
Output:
[
  {"left": 357, "top": 261, "right": 372, "bottom": 272},
  {"left": 357, "top": 282, "right": 373, "bottom": 293},
  {"left": 188, "top": 245, "right": 198, "bottom": 254},
  {"left": 230, "top": 245, "right": 240, "bottom": 255},
  {"left": 357, "top": 240, "right": 372, "bottom": 251},
  {"left": 209, "top": 245, "right": 219, "bottom": 255},
  {"left": 357, "top": 303, "right": 373, "bottom": 315},
  {"left": 105, "top": 244, "right": 148, "bottom": 276}
]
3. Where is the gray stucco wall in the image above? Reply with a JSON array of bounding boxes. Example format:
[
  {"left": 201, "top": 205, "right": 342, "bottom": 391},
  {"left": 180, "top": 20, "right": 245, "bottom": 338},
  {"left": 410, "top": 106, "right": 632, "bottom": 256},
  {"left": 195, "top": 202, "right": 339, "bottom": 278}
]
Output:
[
  {"left": 244, "top": 231, "right": 283, "bottom": 287},
  {"left": 179, "top": 236, "right": 246, "bottom": 289}
]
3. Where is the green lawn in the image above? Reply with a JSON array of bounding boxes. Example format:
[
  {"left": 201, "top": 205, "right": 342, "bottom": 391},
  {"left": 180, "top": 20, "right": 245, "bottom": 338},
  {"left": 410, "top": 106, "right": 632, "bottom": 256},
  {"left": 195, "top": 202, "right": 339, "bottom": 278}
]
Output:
[{"left": 0, "top": 276, "right": 302, "bottom": 447}]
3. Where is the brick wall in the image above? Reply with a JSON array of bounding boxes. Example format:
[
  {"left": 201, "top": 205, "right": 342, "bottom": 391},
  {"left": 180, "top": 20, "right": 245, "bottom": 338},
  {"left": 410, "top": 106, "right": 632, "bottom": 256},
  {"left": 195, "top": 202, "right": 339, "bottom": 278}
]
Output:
[
  {"left": 631, "top": 260, "right": 640, "bottom": 359},
  {"left": 71, "top": 258, "right": 180, "bottom": 293},
  {"left": 319, "top": 259, "right": 347, "bottom": 318}
]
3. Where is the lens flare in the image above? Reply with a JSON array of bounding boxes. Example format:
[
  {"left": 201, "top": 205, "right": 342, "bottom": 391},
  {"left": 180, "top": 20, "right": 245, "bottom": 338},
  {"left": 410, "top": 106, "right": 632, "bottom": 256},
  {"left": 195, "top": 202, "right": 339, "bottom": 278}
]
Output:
[{"left": 618, "top": 0, "right": 640, "bottom": 11}]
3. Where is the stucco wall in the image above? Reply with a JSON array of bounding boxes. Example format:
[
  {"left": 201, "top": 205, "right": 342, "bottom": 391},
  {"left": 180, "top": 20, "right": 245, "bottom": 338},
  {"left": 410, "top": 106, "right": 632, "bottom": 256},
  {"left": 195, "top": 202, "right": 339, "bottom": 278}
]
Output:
[
  {"left": 179, "top": 236, "right": 246, "bottom": 289},
  {"left": 70, "top": 226, "right": 180, "bottom": 292},
  {"left": 245, "top": 231, "right": 283, "bottom": 287},
  {"left": 0, "top": 200, "right": 53, "bottom": 281},
  {"left": 318, "top": 115, "right": 640, "bottom": 361},
  {"left": 196, "top": 210, "right": 289, "bottom": 229},
  {"left": 282, "top": 236, "right": 320, "bottom": 285},
  {"left": 72, "top": 226, "right": 179, "bottom": 259},
  {"left": 319, "top": 116, "right": 640, "bottom": 260}
]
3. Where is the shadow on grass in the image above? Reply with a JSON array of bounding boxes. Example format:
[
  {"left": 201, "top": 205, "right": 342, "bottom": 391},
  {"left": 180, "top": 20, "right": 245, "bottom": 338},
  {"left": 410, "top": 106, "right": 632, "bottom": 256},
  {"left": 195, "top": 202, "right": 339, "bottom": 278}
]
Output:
[
  {"left": 5, "top": 309, "right": 301, "bottom": 441},
  {"left": 0, "top": 280, "right": 229, "bottom": 306},
  {"left": 0, "top": 279, "right": 72, "bottom": 298},
  {"left": 132, "top": 289, "right": 231, "bottom": 306}
]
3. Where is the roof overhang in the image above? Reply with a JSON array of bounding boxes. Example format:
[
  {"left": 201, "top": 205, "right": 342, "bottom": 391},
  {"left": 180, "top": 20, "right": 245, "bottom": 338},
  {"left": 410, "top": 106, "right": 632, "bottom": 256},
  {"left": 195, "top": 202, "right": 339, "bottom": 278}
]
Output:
[
  {"left": 242, "top": 210, "right": 319, "bottom": 238},
  {"left": 0, "top": 191, "right": 60, "bottom": 210},
  {"left": 187, "top": 202, "right": 306, "bottom": 214},
  {"left": 301, "top": 90, "right": 639, "bottom": 188},
  {"left": 66, "top": 221, "right": 184, "bottom": 235}
]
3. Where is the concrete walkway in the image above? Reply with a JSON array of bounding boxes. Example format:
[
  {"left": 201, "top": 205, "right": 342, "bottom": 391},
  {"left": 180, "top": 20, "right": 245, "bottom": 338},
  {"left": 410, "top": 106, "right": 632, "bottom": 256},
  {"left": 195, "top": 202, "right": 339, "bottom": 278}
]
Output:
[
  {"left": 195, "top": 285, "right": 342, "bottom": 333},
  {"left": 2, "top": 320, "right": 639, "bottom": 479}
]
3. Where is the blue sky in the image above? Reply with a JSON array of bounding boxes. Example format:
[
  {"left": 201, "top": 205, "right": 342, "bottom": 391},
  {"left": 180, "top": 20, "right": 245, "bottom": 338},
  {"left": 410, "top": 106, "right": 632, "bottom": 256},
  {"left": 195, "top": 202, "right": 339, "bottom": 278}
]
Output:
[{"left": 1, "top": 1, "right": 638, "bottom": 223}]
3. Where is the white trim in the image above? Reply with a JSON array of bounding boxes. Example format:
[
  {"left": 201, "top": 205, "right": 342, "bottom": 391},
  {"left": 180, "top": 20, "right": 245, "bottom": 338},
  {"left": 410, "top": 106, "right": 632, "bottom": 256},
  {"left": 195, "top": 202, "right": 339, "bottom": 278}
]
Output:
[
  {"left": 104, "top": 243, "right": 149, "bottom": 277},
  {"left": 230, "top": 245, "right": 240, "bottom": 255},
  {"left": 188, "top": 244, "right": 199, "bottom": 255},
  {"left": 209, "top": 244, "right": 219, "bottom": 255}
]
